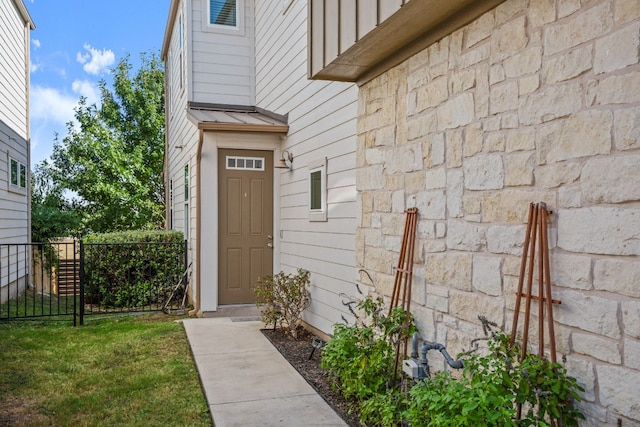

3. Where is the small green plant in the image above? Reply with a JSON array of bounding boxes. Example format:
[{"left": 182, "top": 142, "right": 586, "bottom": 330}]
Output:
[
  {"left": 321, "top": 293, "right": 416, "bottom": 423},
  {"left": 405, "top": 336, "right": 518, "bottom": 426},
  {"left": 404, "top": 322, "right": 585, "bottom": 427},
  {"left": 360, "top": 387, "right": 407, "bottom": 427},
  {"left": 515, "top": 351, "right": 585, "bottom": 426},
  {"left": 254, "top": 269, "right": 311, "bottom": 339}
]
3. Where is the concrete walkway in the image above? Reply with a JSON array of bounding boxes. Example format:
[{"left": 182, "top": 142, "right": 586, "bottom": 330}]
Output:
[{"left": 182, "top": 314, "right": 347, "bottom": 427}]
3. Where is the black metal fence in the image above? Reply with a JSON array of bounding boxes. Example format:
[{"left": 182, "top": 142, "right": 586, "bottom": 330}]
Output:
[{"left": 0, "top": 240, "right": 187, "bottom": 325}]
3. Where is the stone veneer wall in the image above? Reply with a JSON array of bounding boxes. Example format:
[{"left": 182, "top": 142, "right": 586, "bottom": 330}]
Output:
[{"left": 355, "top": 0, "right": 640, "bottom": 424}]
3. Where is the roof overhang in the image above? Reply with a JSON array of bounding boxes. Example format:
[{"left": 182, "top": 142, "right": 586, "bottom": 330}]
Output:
[
  {"left": 15, "top": 0, "right": 35, "bottom": 29},
  {"left": 186, "top": 103, "right": 289, "bottom": 133},
  {"left": 161, "top": 0, "right": 180, "bottom": 60},
  {"left": 309, "top": 0, "right": 505, "bottom": 85}
]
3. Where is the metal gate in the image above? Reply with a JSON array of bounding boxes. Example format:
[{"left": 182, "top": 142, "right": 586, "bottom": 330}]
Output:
[{"left": 0, "top": 240, "right": 187, "bottom": 325}]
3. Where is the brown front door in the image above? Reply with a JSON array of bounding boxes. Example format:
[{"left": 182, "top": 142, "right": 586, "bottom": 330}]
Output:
[{"left": 218, "top": 149, "right": 274, "bottom": 304}]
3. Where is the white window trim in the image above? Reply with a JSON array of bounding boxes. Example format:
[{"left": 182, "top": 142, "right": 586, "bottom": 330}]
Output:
[
  {"left": 202, "top": 0, "right": 245, "bottom": 35},
  {"left": 308, "top": 157, "right": 327, "bottom": 222},
  {"left": 225, "top": 155, "right": 265, "bottom": 171},
  {"left": 184, "top": 202, "right": 190, "bottom": 241},
  {"left": 8, "top": 156, "right": 27, "bottom": 195},
  {"left": 184, "top": 163, "right": 189, "bottom": 202}
]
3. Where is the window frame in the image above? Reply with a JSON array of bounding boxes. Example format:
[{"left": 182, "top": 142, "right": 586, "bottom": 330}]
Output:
[
  {"left": 8, "top": 156, "right": 27, "bottom": 194},
  {"left": 184, "top": 202, "right": 189, "bottom": 241},
  {"left": 169, "top": 178, "right": 174, "bottom": 230},
  {"left": 202, "top": 0, "right": 244, "bottom": 35},
  {"left": 308, "top": 157, "right": 327, "bottom": 222},
  {"left": 184, "top": 164, "right": 189, "bottom": 201},
  {"left": 225, "top": 155, "right": 265, "bottom": 171}
]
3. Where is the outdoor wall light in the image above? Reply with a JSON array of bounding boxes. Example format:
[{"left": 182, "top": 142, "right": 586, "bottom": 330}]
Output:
[{"left": 275, "top": 150, "right": 294, "bottom": 169}]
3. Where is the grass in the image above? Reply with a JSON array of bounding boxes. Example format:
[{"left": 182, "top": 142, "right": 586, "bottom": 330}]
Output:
[
  {"left": 0, "top": 313, "right": 211, "bottom": 427},
  {"left": 1, "top": 289, "right": 78, "bottom": 320}
]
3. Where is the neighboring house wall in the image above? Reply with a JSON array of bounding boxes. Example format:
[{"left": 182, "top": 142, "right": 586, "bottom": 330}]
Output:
[
  {"left": 255, "top": 1, "right": 359, "bottom": 334},
  {"left": 352, "top": 0, "right": 640, "bottom": 424},
  {"left": 0, "top": 0, "right": 33, "bottom": 302}
]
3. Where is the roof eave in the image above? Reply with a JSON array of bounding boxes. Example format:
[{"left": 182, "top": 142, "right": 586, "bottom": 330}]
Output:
[
  {"left": 15, "top": 0, "right": 35, "bottom": 29},
  {"left": 161, "top": 0, "right": 180, "bottom": 60},
  {"left": 197, "top": 122, "right": 289, "bottom": 133}
]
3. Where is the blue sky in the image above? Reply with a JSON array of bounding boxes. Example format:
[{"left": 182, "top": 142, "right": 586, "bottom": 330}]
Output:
[{"left": 26, "top": 0, "right": 172, "bottom": 166}]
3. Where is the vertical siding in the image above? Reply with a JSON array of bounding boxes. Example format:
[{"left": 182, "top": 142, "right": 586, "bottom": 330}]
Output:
[
  {"left": 255, "top": 1, "right": 359, "bottom": 334},
  {"left": 190, "top": 0, "right": 255, "bottom": 105}
]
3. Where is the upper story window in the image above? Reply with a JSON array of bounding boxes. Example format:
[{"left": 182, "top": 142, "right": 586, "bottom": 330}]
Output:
[
  {"left": 209, "top": 0, "right": 238, "bottom": 27},
  {"left": 9, "top": 157, "right": 27, "bottom": 193}
]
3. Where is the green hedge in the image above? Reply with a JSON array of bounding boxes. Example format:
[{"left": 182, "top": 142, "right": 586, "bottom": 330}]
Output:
[
  {"left": 83, "top": 230, "right": 185, "bottom": 308},
  {"left": 84, "top": 230, "right": 184, "bottom": 244}
]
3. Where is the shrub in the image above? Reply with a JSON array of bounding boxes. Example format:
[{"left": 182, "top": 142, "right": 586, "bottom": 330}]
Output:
[
  {"left": 323, "top": 307, "right": 585, "bottom": 427},
  {"left": 254, "top": 269, "right": 311, "bottom": 339},
  {"left": 83, "top": 230, "right": 185, "bottom": 308},
  {"left": 405, "top": 349, "right": 518, "bottom": 426},
  {"left": 404, "top": 325, "right": 585, "bottom": 427},
  {"left": 321, "top": 294, "right": 416, "bottom": 415},
  {"left": 359, "top": 388, "right": 407, "bottom": 427}
]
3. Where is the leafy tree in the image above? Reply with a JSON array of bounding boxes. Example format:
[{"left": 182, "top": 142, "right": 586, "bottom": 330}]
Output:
[
  {"left": 50, "top": 51, "right": 165, "bottom": 233},
  {"left": 31, "top": 160, "right": 81, "bottom": 242}
]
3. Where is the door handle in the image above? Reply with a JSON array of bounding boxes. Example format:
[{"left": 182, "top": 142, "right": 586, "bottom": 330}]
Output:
[
  {"left": 267, "top": 235, "right": 273, "bottom": 240},
  {"left": 267, "top": 243, "right": 273, "bottom": 248}
]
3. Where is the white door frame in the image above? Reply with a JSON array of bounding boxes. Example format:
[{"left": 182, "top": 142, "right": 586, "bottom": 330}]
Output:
[{"left": 199, "top": 131, "right": 284, "bottom": 313}]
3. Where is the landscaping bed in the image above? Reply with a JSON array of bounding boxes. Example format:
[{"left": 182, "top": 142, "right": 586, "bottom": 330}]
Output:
[{"left": 261, "top": 326, "right": 361, "bottom": 427}]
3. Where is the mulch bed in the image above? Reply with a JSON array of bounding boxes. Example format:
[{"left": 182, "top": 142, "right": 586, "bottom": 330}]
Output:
[{"left": 261, "top": 326, "right": 362, "bottom": 427}]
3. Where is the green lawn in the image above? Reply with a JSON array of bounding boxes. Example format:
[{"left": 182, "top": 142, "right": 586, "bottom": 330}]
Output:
[
  {"left": 0, "top": 314, "right": 211, "bottom": 427},
  {"left": 0, "top": 289, "right": 78, "bottom": 320}
]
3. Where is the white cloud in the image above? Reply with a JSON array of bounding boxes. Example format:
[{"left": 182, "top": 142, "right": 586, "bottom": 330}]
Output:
[
  {"left": 30, "top": 81, "right": 102, "bottom": 124},
  {"left": 30, "top": 81, "right": 102, "bottom": 164},
  {"left": 30, "top": 60, "right": 41, "bottom": 73},
  {"left": 71, "top": 79, "right": 100, "bottom": 106},
  {"left": 30, "top": 85, "right": 79, "bottom": 164},
  {"left": 76, "top": 43, "right": 115, "bottom": 75},
  {"left": 30, "top": 85, "right": 78, "bottom": 125},
  {"left": 32, "top": 38, "right": 40, "bottom": 48}
]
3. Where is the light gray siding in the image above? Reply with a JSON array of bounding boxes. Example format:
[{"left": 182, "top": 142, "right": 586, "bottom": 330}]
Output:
[
  {"left": 165, "top": 0, "right": 198, "bottom": 298},
  {"left": 0, "top": 0, "right": 29, "bottom": 136},
  {"left": 190, "top": 0, "right": 255, "bottom": 105},
  {"left": 0, "top": 0, "right": 32, "bottom": 298},
  {"left": 255, "top": 0, "right": 359, "bottom": 334},
  {"left": 0, "top": 0, "right": 30, "bottom": 246},
  {"left": 0, "top": 122, "right": 29, "bottom": 243}
]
